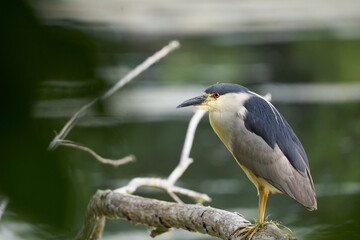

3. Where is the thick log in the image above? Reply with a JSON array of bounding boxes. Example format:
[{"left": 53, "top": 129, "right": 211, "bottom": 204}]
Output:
[{"left": 75, "top": 190, "right": 292, "bottom": 240}]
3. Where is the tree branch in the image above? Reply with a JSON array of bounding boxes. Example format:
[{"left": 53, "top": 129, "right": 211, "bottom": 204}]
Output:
[
  {"left": 115, "top": 109, "right": 210, "bottom": 203},
  {"left": 75, "top": 190, "right": 292, "bottom": 240},
  {"left": 0, "top": 197, "right": 9, "bottom": 222},
  {"left": 48, "top": 40, "right": 180, "bottom": 151},
  {"left": 167, "top": 109, "right": 206, "bottom": 185},
  {"left": 58, "top": 140, "right": 135, "bottom": 167}
]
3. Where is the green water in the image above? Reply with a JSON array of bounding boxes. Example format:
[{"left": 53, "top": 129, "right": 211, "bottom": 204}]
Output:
[
  {"left": 2, "top": 103, "right": 359, "bottom": 239},
  {"left": 1, "top": 1, "right": 360, "bottom": 239}
]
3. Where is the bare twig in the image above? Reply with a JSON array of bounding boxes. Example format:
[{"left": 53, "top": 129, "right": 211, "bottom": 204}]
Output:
[
  {"left": 48, "top": 40, "right": 180, "bottom": 150},
  {"left": 48, "top": 99, "right": 98, "bottom": 150},
  {"left": 58, "top": 140, "right": 135, "bottom": 167},
  {"left": 75, "top": 190, "right": 292, "bottom": 240},
  {"left": 0, "top": 197, "right": 9, "bottom": 221},
  {"left": 115, "top": 177, "right": 211, "bottom": 203},
  {"left": 263, "top": 93, "right": 272, "bottom": 101},
  {"left": 101, "top": 40, "right": 180, "bottom": 99},
  {"left": 167, "top": 109, "right": 206, "bottom": 185},
  {"left": 115, "top": 109, "right": 210, "bottom": 203}
]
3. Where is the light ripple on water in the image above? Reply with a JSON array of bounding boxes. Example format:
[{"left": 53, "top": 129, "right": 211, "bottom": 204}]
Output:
[
  {"left": 315, "top": 182, "right": 360, "bottom": 197},
  {"left": 199, "top": 178, "right": 245, "bottom": 194}
]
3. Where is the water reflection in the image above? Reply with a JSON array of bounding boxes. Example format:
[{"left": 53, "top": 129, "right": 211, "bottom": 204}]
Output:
[
  {"left": 30, "top": 90, "right": 360, "bottom": 240},
  {"left": 2, "top": 1, "right": 360, "bottom": 238},
  {"left": 316, "top": 182, "right": 360, "bottom": 197},
  {"left": 2, "top": 91, "right": 360, "bottom": 239}
]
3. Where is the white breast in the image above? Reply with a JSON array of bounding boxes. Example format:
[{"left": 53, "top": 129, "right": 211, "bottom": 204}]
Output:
[
  {"left": 208, "top": 92, "right": 250, "bottom": 150},
  {"left": 209, "top": 111, "right": 234, "bottom": 151}
]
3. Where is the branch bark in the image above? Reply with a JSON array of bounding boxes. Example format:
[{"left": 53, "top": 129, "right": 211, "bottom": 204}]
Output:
[{"left": 75, "top": 190, "right": 292, "bottom": 240}]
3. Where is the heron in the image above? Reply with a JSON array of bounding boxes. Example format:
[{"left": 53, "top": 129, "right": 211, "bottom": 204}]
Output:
[{"left": 177, "top": 83, "right": 317, "bottom": 239}]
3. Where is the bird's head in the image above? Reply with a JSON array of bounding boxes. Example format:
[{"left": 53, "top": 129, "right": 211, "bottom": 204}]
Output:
[{"left": 177, "top": 83, "right": 250, "bottom": 112}]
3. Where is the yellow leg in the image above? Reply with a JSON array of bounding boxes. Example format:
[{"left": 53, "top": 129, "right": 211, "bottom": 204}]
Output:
[
  {"left": 232, "top": 186, "right": 270, "bottom": 240},
  {"left": 258, "top": 186, "right": 269, "bottom": 224}
]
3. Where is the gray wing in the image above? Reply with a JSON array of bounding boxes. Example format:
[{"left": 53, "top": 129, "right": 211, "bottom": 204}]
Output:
[
  {"left": 239, "top": 95, "right": 316, "bottom": 210},
  {"left": 244, "top": 96, "right": 309, "bottom": 173}
]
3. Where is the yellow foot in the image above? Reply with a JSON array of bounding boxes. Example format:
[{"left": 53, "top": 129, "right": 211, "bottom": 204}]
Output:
[{"left": 231, "top": 222, "right": 266, "bottom": 240}]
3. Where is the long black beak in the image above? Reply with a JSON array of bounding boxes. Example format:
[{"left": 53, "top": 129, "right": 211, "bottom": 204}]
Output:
[{"left": 177, "top": 95, "right": 207, "bottom": 108}]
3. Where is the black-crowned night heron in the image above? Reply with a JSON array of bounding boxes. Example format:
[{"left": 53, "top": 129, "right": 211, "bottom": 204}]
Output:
[{"left": 177, "top": 83, "right": 317, "bottom": 239}]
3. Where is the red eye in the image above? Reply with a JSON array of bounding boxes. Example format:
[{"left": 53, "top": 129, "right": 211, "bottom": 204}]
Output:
[{"left": 213, "top": 92, "right": 220, "bottom": 98}]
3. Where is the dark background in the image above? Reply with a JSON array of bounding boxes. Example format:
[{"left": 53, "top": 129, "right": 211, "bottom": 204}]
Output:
[{"left": 1, "top": 1, "right": 360, "bottom": 239}]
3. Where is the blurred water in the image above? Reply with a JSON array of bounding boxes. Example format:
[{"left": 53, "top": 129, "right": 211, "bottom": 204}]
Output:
[
  {"left": 2, "top": 2, "right": 360, "bottom": 239},
  {"left": 3, "top": 82, "right": 360, "bottom": 239}
]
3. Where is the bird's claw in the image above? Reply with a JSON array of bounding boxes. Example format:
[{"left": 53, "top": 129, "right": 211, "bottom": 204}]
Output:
[{"left": 231, "top": 223, "right": 263, "bottom": 240}]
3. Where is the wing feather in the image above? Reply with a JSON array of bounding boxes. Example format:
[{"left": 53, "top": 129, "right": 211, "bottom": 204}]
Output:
[{"left": 243, "top": 96, "right": 308, "bottom": 173}]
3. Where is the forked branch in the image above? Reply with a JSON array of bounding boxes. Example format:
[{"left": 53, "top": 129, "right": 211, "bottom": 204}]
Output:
[
  {"left": 115, "top": 109, "right": 210, "bottom": 203},
  {"left": 75, "top": 190, "right": 292, "bottom": 240},
  {"left": 58, "top": 140, "right": 135, "bottom": 167},
  {"left": 48, "top": 40, "right": 180, "bottom": 151},
  {"left": 48, "top": 40, "right": 180, "bottom": 166}
]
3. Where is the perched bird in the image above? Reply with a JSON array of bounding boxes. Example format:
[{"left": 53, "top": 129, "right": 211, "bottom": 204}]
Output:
[{"left": 177, "top": 83, "right": 316, "bottom": 239}]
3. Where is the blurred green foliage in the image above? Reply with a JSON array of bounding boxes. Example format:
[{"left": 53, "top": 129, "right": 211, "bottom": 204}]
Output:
[
  {"left": 1, "top": 1, "right": 360, "bottom": 239},
  {"left": 0, "top": 0, "right": 99, "bottom": 228}
]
